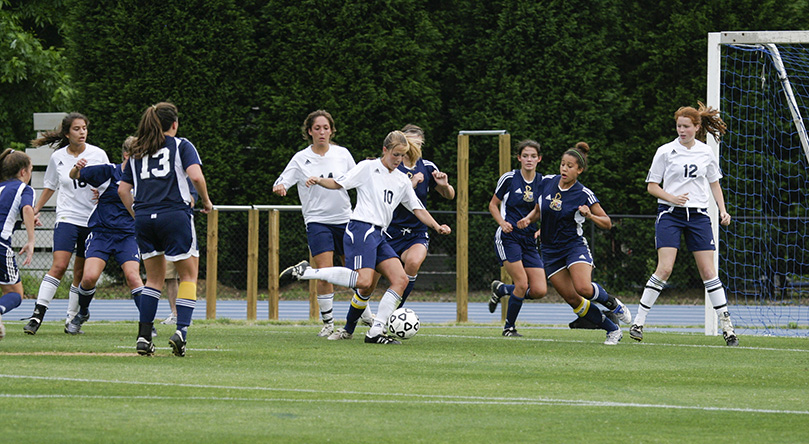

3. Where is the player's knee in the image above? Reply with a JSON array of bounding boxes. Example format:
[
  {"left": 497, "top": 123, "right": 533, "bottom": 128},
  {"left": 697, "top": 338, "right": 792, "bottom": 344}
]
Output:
[{"left": 574, "top": 283, "right": 593, "bottom": 298}]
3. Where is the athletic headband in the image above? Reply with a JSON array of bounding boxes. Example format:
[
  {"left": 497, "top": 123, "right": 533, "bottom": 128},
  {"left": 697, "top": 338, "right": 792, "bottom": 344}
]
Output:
[{"left": 564, "top": 149, "right": 585, "bottom": 166}]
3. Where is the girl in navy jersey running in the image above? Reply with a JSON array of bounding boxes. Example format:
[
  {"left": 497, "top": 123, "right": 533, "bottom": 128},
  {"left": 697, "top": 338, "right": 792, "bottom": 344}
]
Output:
[
  {"left": 273, "top": 110, "right": 373, "bottom": 336},
  {"left": 0, "top": 149, "right": 36, "bottom": 340},
  {"left": 533, "top": 142, "right": 631, "bottom": 345},
  {"left": 66, "top": 136, "right": 144, "bottom": 335},
  {"left": 119, "top": 102, "right": 213, "bottom": 357},
  {"left": 280, "top": 130, "right": 451, "bottom": 344},
  {"left": 486, "top": 140, "right": 547, "bottom": 337},
  {"left": 23, "top": 113, "right": 109, "bottom": 335},
  {"left": 630, "top": 102, "right": 737, "bottom": 346}
]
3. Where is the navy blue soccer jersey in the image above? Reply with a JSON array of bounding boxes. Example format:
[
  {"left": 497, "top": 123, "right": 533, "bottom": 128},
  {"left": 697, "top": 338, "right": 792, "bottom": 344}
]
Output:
[
  {"left": 121, "top": 136, "right": 201, "bottom": 214},
  {"left": 494, "top": 169, "right": 543, "bottom": 235},
  {"left": 389, "top": 158, "right": 438, "bottom": 231},
  {"left": 0, "top": 179, "right": 35, "bottom": 245},
  {"left": 79, "top": 163, "right": 134, "bottom": 233},
  {"left": 539, "top": 175, "right": 599, "bottom": 252}
]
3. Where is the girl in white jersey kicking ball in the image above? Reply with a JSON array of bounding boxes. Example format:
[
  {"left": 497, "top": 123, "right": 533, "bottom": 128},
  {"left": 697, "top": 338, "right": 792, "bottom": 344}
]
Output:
[
  {"left": 280, "top": 130, "right": 451, "bottom": 344},
  {"left": 631, "top": 102, "right": 738, "bottom": 346}
]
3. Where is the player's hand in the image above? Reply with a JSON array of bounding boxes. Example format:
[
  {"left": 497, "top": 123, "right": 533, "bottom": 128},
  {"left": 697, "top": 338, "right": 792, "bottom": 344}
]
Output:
[
  {"left": 432, "top": 170, "right": 449, "bottom": 186},
  {"left": 500, "top": 221, "right": 513, "bottom": 233},
  {"left": 411, "top": 172, "right": 424, "bottom": 187},
  {"left": 200, "top": 199, "right": 214, "bottom": 214},
  {"left": 74, "top": 158, "right": 88, "bottom": 170},
  {"left": 516, "top": 217, "right": 531, "bottom": 229},
  {"left": 435, "top": 224, "right": 451, "bottom": 235},
  {"left": 91, "top": 188, "right": 100, "bottom": 204},
  {"left": 272, "top": 184, "right": 287, "bottom": 196},
  {"left": 673, "top": 192, "right": 690, "bottom": 206},
  {"left": 19, "top": 241, "right": 34, "bottom": 266},
  {"left": 304, "top": 176, "right": 319, "bottom": 187},
  {"left": 33, "top": 212, "right": 43, "bottom": 227},
  {"left": 578, "top": 205, "right": 592, "bottom": 219},
  {"left": 719, "top": 211, "right": 731, "bottom": 226}
]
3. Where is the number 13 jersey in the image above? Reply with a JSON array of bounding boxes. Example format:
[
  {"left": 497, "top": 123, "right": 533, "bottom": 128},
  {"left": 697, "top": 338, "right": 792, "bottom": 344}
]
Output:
[{"left": 122, "top": 136, "right": 201, "bottom": 214}]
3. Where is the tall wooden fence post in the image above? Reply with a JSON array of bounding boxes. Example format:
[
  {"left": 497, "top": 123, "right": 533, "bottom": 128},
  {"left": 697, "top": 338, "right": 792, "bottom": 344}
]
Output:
[
  {"left": 267, "top": 209, "right": 280, "bottom": 320},
  {"left": 206, "top": 209, "right": 219, "bottom": 319},
  {"left": 246, "top": 208, "right": 259, "bottom": 321}
]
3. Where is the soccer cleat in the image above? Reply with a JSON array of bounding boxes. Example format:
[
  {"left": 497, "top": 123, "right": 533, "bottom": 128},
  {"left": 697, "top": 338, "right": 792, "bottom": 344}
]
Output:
[
  {"left": 160, "top": 314, "right": 177, "bottom": 325},
  {"left": 604, "top": 328, "right": 623, "bottom": 345},
  {"left": 612, "top": 297, "right": 632, "bottom": 324},
  {"left": 629, "top": 324, "right": 643, "bottom": 342},
  {"left": 502, "top": 326, "right": 523, "bottom": 337},
  {"left": 327, "top": 328, "right": 352, "bottom": 340},
  {"left": 279, "top": 260, "right": 309, "bottom": 286},
  {"left": 23, "top": 318, "right": 41, "bottom": 335},
  {"left": 359, "top": 310, "right": 375, "bottom": 327},
  {"left": 136, "top": 337, "right": 155, "bottom": 356},
  {"left": 169, "top": 331, "right": 187, "bottom": 357},
  {"left": 719, "top": 312, "right": 739, "bottom": 346},
  {"left": 318, "top": 322, "right": 334, "bottom": 337},
  {"left": 66, "top": 313, "right": 90, "bottom": 335},
  {"left": 488, "top": 280, "right": 504, "bottom": 313},
  {"left": 364, "top": 333, "right": 401, "bottom": 345}
]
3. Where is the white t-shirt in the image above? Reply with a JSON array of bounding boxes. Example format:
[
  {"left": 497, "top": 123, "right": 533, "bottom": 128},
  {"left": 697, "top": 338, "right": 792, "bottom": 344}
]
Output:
[
  {"left": 335, "top": 158, "right": 424, "bottom": 229},
  {"left": 273, "top": 144, "right": 355, "bottom": 225},
  {"left": 646, "top": 138, "right": 722, "bottom": 208},
  {"left": 43, "top": 144, "right": 110, "bottom": 226}
]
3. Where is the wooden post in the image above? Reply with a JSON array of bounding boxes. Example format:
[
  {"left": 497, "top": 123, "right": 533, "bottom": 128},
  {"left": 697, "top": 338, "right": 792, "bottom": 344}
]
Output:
[
  {"left": 268, "top": 209, "right": 279, "bottom": 320},
  {"left": 456, "top": 134, "right": 469, "bottom": 322},
  {"left": 205, "top": 209, "right": 219, "bottom": 319},
  {"left": 246, "top": 208, "right": 259, "bottom": 321},
  {"left": 498, "top": 133, "right": 512, "bottom": 322},
  {"left": 309, "top": 253, "right": 318, "bottom": 320}
]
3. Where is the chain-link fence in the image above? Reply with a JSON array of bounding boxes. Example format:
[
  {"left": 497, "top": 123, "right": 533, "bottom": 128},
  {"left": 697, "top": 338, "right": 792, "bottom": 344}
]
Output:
[{"left": 18, "top": 207, "right": 714, "bottom": 302}]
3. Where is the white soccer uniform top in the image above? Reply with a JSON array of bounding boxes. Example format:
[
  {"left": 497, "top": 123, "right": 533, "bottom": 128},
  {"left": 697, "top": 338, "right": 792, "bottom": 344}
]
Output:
[
  {"left": 646, "top": 138, "right": 722, "bottom": 208},
  {"left": 273, "top": 144, "right": 355, "bottom": 225},
  {"left": 335, "top": 158, "right": 425, "bottom": 229},
  {"left": 42, "top": 144, "right": 110, "bottom": 226}
]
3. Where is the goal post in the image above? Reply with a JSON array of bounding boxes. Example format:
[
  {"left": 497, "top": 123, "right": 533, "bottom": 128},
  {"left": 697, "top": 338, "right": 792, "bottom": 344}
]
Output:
[{"left": 706, "top": 31, "right": 809, "bottom": 336}]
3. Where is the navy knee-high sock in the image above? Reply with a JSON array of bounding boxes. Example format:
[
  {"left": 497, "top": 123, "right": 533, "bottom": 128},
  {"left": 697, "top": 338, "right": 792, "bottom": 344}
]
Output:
[{"left": 505, "top": 295, "right": 524, "bottom": 329}]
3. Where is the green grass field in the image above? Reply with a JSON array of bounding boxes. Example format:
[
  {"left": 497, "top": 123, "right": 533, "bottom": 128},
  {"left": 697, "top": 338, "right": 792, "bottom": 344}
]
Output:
[{"left": 1, "top": 320, "right": 807, "bottom": 443}]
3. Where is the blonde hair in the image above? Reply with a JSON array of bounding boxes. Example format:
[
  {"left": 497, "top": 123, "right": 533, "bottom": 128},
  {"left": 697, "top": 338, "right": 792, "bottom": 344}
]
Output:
[
  {"left": 383, "top": 130, "right": 408, "bottom": 151},
  {"left": 674, "top": 101, "right": 727, "bottom": 142}
]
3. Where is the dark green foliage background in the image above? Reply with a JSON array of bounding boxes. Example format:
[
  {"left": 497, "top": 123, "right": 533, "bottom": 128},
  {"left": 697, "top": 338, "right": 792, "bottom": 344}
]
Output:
[{"left": 5, "top": 0, "right": 808, "bottom": 290}]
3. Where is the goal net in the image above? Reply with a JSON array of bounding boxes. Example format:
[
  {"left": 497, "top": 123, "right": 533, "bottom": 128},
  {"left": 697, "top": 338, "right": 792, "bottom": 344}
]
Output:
[{"left": 708, "top": 31, "right": 809, "bottom": 336}]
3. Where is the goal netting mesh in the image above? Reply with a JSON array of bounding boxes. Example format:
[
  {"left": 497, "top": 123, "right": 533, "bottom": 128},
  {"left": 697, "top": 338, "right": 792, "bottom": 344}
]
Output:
[{"left": 719, "top": 42, "right": 809, "bottom": 336}]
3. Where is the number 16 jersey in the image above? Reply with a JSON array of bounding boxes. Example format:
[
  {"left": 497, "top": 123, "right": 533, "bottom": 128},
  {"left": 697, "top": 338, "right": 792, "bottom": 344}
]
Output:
[
  {"left": 43, "top": 144, "right": 110, "bottom": 227},
  {"left": 122, "top": 136, "right": 201, "bottom": 214}
]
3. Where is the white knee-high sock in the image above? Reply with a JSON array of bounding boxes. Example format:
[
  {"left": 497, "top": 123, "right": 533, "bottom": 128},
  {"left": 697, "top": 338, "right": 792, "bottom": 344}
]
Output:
[
  {"left": 301, "top": 267, "right": 358, "bottom": 288},
  {"left": 705, "top": 277, "right": 729, "bottom": 316},
  {"left": 317, "top": 293, "right": 334, "bottom": 324},
  {"left": 368, "top": 289, "right": 401, "bottom": 337},
  {"left": 66, "top": 284, "right": 80, "bottom": 321},
  {"left": 35, "top": 274, "right": 61, "bottom": 307},
  {"left": 634, "top": 274, "right": 665, "bottom": 326}
]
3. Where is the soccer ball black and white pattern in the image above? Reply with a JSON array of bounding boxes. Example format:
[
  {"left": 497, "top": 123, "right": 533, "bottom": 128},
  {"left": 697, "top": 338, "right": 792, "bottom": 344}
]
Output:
[{"left": 387, "top": 308, "right": 420, "bottom": 339}]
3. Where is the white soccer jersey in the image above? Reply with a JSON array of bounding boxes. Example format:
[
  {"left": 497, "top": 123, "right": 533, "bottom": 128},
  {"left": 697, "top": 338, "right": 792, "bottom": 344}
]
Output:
[
  {"left": 42, "top": 144, "right": 110, "bottom": 226},
  {"left": 273, "top": 144, "right": 355, "bottom": 225},
  {"left": 646, "top": 138, "right": 722, "bottom": 208},
  {"left": 336, "top": 158, "right": 425, "bottom": 229}
]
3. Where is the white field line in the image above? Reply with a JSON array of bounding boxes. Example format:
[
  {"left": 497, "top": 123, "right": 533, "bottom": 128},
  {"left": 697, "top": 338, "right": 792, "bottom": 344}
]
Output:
[{"left": 1, "top": 374, "right": 807, "bottom": 415}]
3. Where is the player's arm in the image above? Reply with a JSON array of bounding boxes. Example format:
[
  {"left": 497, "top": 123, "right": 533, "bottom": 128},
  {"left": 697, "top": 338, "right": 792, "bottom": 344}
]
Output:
[
  {"left": 19, "top": 205, "right": 36, "bottom": 266},
  {"left": 186, "top": 164, "right": 213, "bottom": 214},
  {"left": 432, "top": 170, "right": 455, "bottom": 200},
  {"left": 118, "top": 181, "right": 135, "bottom": 218},
  {"left": 579, "top": 203, "right": 612, "bottom": 230},
  {"left": 412, "top": 208, "right": 451, "bottom": 235},
  {"left": 488, "top": 194, "right": 512, "bottom": 233},
  {"left": 68, "top": 158, "right": 88, "bottom": 180},
  {"left": 306, "top": 176, "right": 342, "bottom": 189},
  {"left": 709, "top": 180, "right": 731, "bottom": 226},
  {"left": 647, "top": 182, "right": 688, "bottom": 206}
]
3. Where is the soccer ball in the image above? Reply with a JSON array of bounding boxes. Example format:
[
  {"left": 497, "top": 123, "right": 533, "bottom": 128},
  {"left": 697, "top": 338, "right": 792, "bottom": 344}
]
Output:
[{"left": 387, "top": 308, "right": 420, "bottom": 339}]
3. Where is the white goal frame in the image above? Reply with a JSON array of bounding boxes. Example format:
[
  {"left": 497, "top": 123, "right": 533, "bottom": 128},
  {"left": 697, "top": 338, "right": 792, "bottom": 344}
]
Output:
[{"left": 706, "top": 30, "right": 809, "bottom": 335}]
